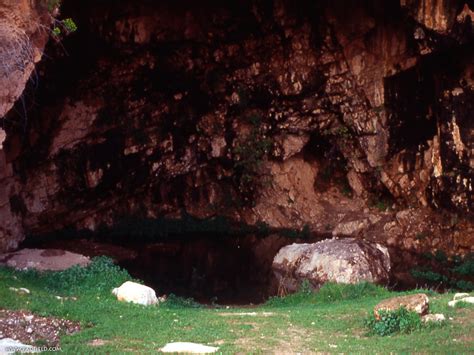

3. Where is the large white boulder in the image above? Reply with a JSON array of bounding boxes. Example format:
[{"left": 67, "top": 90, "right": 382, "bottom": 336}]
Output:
[
  {"left": 161, "top": 342, "right": 219, "bottom": 354},
  {"left": 272, "top": 238, "right": 391, "bottom": 292},
  {"left": 112, "top": 281, "right": 158, "bottom": 306}
]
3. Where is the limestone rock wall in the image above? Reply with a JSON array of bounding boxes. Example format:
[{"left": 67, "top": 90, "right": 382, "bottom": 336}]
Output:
[
  {"left": 0, "top": 0, "right": 473, "bottom": 253},
  {"left": 0, "top": 0, "right": 53, "bottom": 250},
  {"left": 0, "top": 0, "right": 53, "bottom": 119}
]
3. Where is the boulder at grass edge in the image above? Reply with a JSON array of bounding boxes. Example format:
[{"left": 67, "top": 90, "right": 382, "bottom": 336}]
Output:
[
  {"left": 448, "top": 294, "right": 474, "bottom": 307},
  {"left": 272, "top": 238, "right": 390, "bottom": 292},
  {"left": 374, "top": 293, "right": 429, "bottom": 319},
  {"left": 112, "top": 281, "right": 158, "bottom": 306}
]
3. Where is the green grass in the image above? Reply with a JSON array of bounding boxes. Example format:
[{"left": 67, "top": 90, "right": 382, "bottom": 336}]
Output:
[{"left": 0, "top": 258, "right": 473, "bottom": 353}]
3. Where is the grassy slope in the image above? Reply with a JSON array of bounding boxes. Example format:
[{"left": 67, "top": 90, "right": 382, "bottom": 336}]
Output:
[{"left": 0, "top": 258, "right": 472, "bottom": 353}]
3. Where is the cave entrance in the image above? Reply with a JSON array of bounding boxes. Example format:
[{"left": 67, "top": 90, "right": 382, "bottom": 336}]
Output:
[
  {"left": 21, "top": 226, "right": 301, "bottom": 305},
  {"left": 118, "top": 236, "right": 280, "bottom": 305}
]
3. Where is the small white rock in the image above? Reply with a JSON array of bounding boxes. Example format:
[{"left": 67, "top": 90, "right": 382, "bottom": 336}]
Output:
[
  {"left": 422, "top": 313, "right": 446, "bottom": 323},
  {"left": 8, "top": 287, "right": 30, "bottom": 294},
  {"left": 448, "top": 297, "right": 474, "bottom": 307},
  {"left": 453, "top": 293, "right": 470, "bottom": 301},
  {"left": 112, "top": 281, "right": 158, "bottom": 306},
  {"left": 161, "top": 342, "right": 219, "bottom": 353}
]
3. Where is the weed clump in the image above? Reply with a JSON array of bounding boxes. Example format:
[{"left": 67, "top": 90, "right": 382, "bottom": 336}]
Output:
[
  {"left": 365, "top": 307, "right": 422, "bottom": 336},
  {"left": 17, "top": 256, "right": 131, "bottom": 296},
  {"left": 265, "top": 282, "right": 389, "bottom": 307}
]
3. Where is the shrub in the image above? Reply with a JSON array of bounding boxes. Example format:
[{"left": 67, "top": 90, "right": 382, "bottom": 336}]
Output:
[
  {"left": 453, "top": 280, "right": 474, "bottom": 291},
  {"left": 52, "top": 18, "right": 78, "bottom": 38},
  {"left": 452, "top": 257, "right": 474, "bottom": 276},
  {"left": 365, "top": 307, "right": 422, "bottom": 336},
  {"left": 410, "top": 269, "right": 448, "bottom": 283},
  {"left": 62, "top": 18, "right": 78, "bottom": 32},
  {"left": 410, "top": 253, "right": 474, "bottom": 291},
  {"left": 18, "top": 256, "right": 131, "bottom": 296}
]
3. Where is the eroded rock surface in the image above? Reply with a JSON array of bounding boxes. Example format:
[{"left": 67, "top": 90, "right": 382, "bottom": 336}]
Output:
[
  {"left": 0, "top": 0, "right": 53, "bottom": 118},
  {"left": 0, "top": 0, "right": 473, "bottom": 255},
  {"left": 0, "top": 0, "right": 54, "bottom": 251},
  {"left": 272, "top": 238, "right": 391, "bottom": 292}
]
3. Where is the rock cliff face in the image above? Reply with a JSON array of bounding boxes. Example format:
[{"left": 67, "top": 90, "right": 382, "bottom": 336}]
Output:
[
  {"left": 0, "top": 0, "right": 473, "bottom": 254},
  {"left": 0, "top": 0, "right": 53, "bottom": 250},
  {"left": 0, "top": 0, "right": 52, "bottom": 119}
]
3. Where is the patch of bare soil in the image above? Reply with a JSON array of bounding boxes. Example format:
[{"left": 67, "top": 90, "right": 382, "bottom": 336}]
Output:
[
  {"left": 275, "top": 326, "right": 314, "bottom": 354},
  {"left": 233, "top": 322, "right": 312, "bottom": 353},
  {"left": 88, "top": 338, "right": 111, "bottom": 347},
  {"left": 0, "top": 309, "right": 81, "bottom": 347}
]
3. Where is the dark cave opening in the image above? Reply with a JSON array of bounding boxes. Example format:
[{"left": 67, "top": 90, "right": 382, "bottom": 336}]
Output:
[
  {"left": 118, "top": 236, "right": 279, "bottom": 305},
  {"left": 384, "top": 46, "right": 472, "bottom": 157},
  {"left": 21, "top": 234, "right": 280, "bottom": 305},
  {"left": 384, "top": 63, "right": 437, "bottom": 156},
  {"left": 20, "top": 217, "right": 317, "bottom": 305},
  {"left": 21, "top": 227, "right": 473, "bottom": 303}
]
